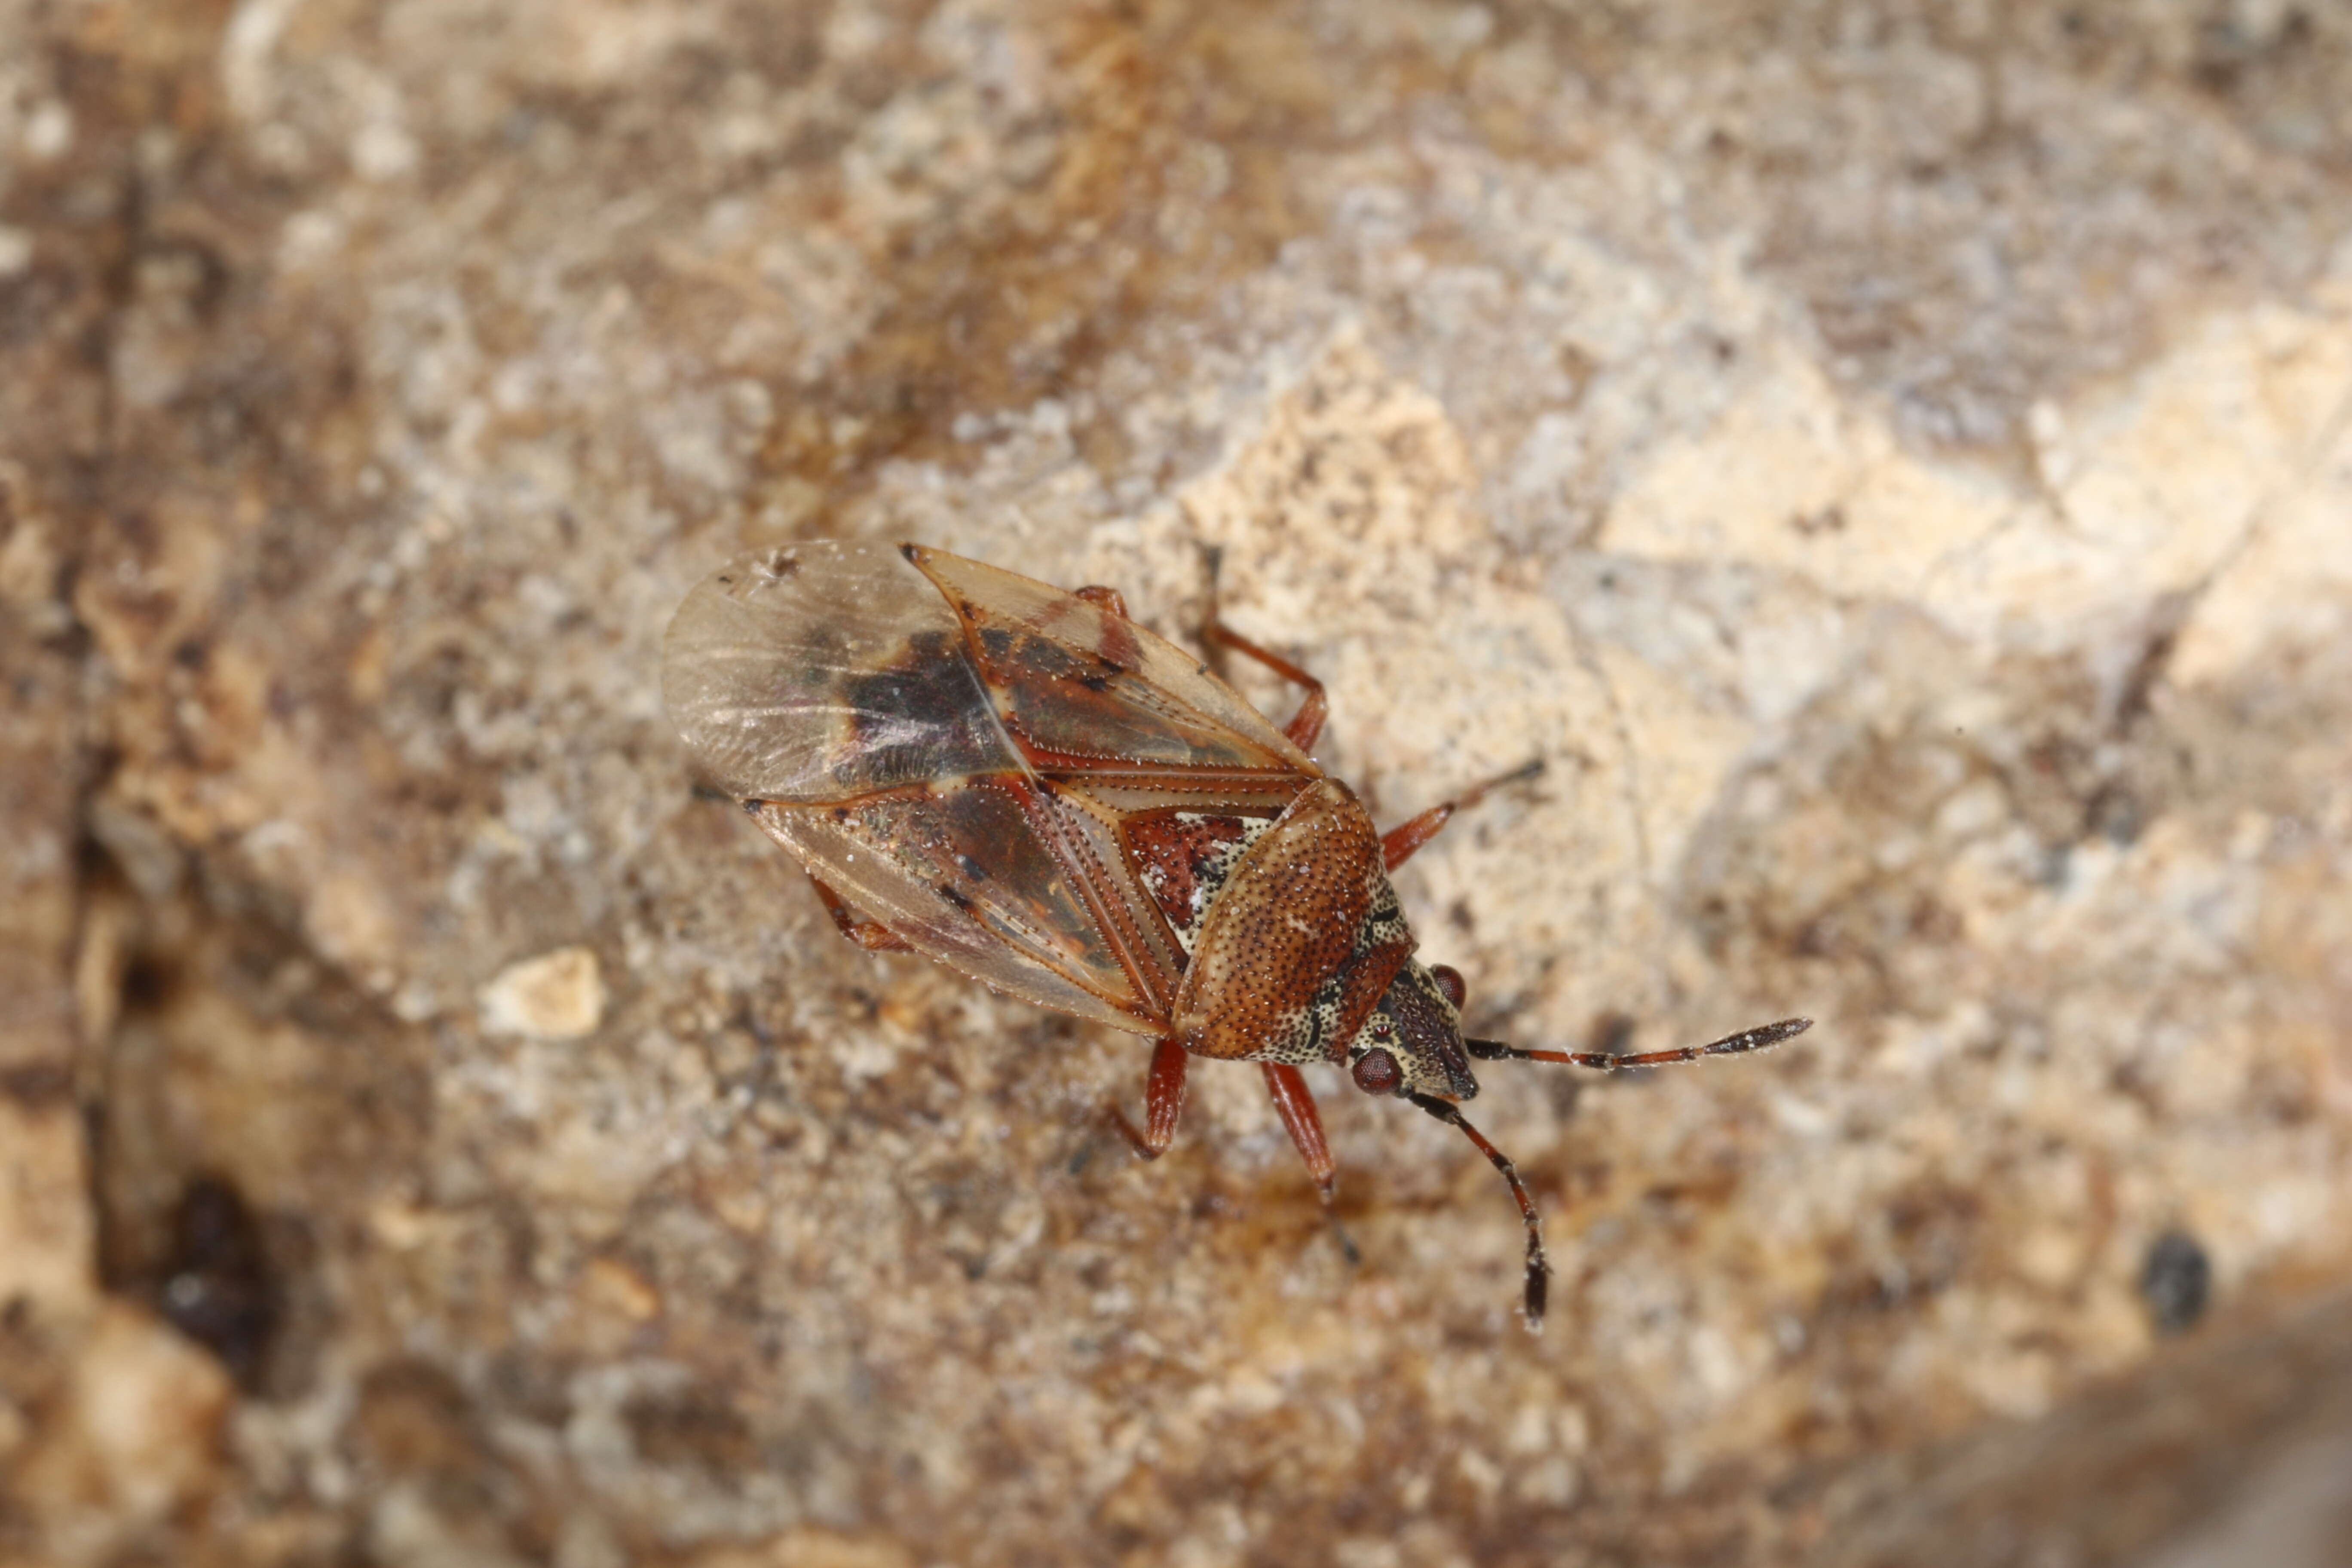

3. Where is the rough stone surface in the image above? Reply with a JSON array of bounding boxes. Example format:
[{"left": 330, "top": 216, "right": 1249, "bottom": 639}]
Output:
[{"left": 4, "top": 2, "right": 2351, "bottom": 1565}]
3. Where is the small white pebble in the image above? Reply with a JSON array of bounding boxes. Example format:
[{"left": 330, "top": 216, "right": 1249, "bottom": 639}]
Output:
[
  {"left": 479, "top": 946, "right": 607, "bottom": 1040},
  {"left": 24, "top": 101, "right": 71, "bottom": 160}
]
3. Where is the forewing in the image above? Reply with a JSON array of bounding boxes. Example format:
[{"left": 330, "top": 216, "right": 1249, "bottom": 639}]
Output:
[
  {"left": 669, "top": 539, "right": 1325, "bottom": 1035},
  {"left": 905, "top": 546, "right": 1314, "bottom": 775},
  {"left": 664, "top": 542, "right": 1022, "bottom": 802},
  {"left": 749, "top": 787, "right": 1162, "bottom": 1035}
]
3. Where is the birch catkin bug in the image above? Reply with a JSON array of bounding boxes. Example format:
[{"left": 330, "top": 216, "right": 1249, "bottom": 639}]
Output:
[{"left": 662, "top": 540, "right": 1809, "bottom": 1329}]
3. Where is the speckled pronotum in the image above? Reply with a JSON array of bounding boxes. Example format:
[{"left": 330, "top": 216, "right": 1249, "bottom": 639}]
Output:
[{"left": 662, "top": 539, "right": 1809, "bottom": 1328}]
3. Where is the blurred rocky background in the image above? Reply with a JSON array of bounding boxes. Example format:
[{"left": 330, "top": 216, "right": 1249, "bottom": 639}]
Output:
[{"left": 4, "top": 1, "right": 2352, "bottom": 1564}]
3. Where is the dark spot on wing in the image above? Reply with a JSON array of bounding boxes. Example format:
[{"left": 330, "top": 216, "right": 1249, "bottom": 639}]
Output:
[
  {"left": 937, "top": 882, "right": 977, "bottom": 913},
  {"left": 1019, "top": 635, "right": 1088, "bottom": 681},
  {"left": 836, "top": 631, "right": 996, "bottom": 769}
]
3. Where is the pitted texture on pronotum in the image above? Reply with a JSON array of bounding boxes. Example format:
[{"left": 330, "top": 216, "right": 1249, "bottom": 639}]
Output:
[{"left": 1172, "top": 780, "right": 1412, "bottom": 1065}]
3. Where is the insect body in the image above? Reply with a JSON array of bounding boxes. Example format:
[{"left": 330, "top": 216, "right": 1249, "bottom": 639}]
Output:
[{"left": 662, "top": 539, "right": 1808, "bottom": 1328}]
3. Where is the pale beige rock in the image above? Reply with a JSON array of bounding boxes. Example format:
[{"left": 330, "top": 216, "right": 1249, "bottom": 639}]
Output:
[
  {"left": 1604, "top": 297, "right": 2352, "bottom": 658},
  {"left": 10, "top": 1303, "right": 232, "bottom": 1561},
  {"left": 478, "top": 946, "right": 609, "bottom": 1041},
  {"left": 691, "top": 1531, "right": 917, "bottom": 1568},
  {"left": 0, "top": 1101, "right": 95, "bottom": 1314},
  {"left": 5, "top": 1, "right": 2352, "bottom": 1565},
  {"left": 2170, "top": 294, "right": 2352, "bottom": 685}
]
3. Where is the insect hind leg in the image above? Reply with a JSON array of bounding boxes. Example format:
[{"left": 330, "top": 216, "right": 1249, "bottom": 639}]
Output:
[
  {"left": 1378, "top": 758, "right": 1544, "bottom": 871},
  {"left": 808, "top": 875, "right": 915, "bottom": 953}
]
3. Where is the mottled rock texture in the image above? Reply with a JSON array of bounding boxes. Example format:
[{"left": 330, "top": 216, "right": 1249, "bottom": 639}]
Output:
[{"left": 4, "top": 3, "right": 2351, "bottom": 1565}]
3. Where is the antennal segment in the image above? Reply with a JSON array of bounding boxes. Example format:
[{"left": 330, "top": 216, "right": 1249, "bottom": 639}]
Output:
[
  {"left": 1465, "top": 1016, "right": 1812, "bottom": 1072},
  {"left": 1407, "top": 1093, "right": 1551, "bottom": 1332}
]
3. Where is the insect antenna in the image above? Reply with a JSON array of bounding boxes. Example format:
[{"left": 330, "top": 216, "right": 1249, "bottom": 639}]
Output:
[
  {"left": 1463, "top": 1016, "right": 1812, "bottom": 1072},
  {"left": 1406, "top": 1093, "right": 1551, "bottom": 1332}
]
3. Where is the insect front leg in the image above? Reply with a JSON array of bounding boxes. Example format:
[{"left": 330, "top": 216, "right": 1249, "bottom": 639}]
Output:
[
  {"left": 1265, "top": 1064, "right": 1363, "bottom": 1268},
  {"left": 1109, "top": 1037, "right": 1191, "bottom": 1160},
  {"left": 807, "top": 875, "right": 916, "bottom": 953},
  {"left": 1260, "top": 1063, "right": 1338, "bottom": 1200},
  {"left": 1378, "top": 759, "right": 1545, "bottom": 871}
]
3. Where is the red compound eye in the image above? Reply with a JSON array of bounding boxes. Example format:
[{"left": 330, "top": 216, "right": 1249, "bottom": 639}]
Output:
[
  {"left": 1351, "top": 1047, "right": 1403, "bottom": 1096},
  {"left": 1430, "top": 965, "right": 1467, "bottom": 1011}
]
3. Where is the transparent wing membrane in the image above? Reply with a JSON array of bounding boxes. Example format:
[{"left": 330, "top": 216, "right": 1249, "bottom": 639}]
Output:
[
  {"left": 663, "top": 541, "right": 1021, "bottom": 802},
  {"left": 906, "top": 546, "right": 1315, "bottom": 776},
  {"left": 751, "top": 792, "right": 1158, "bottom": 1034}
]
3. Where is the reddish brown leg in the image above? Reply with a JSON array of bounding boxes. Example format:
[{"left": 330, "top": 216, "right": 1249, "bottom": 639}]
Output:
[
  {"left": 1260, "top": 1063, "right": 1338, "bottom": 1200},
  {"left": 1205, "top": 622, "right": 1329, "bottom": 752},
  {"left": 1074, "top": 584, "right": 1130, "bottom": 617},
  {"left": 808, "top": 875, "right": 915, "bottom": 953},
  {"left": 1110, "top": 1037, "right": 1191, "bottom": 1160},
  {"left": 1378, "top": 759, "right": 1545, "bottom": 871}
]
